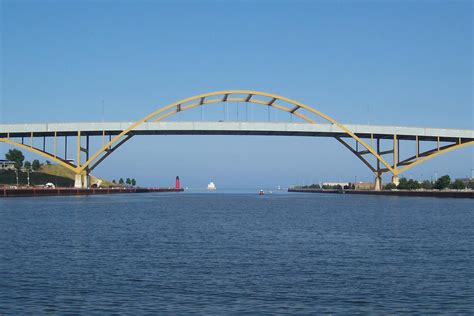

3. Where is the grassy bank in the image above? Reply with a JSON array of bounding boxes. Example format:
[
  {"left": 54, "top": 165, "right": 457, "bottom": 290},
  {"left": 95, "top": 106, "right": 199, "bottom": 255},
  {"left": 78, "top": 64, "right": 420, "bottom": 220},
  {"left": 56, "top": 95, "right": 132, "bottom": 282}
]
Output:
[
  {"left": 39, "top": 165, "right": 114, "bottom": 187},
  {"left": 0, "top": 170, "right": 74, "bottom": 187},
  {"left": 0, "top": 164, "right": 114, "bottom": 187}
]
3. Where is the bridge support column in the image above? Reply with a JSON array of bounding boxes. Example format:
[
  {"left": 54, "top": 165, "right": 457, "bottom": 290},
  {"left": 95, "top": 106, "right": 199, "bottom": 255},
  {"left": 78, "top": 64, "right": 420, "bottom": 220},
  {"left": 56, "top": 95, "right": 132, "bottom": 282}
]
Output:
[
  {"left": 74, "top": 174, "right": 83, "bottom": 188},
  {"left": 83, "top": 174, "right": 90, "bottom": 189},
  {"left": 391, "top": 175, "right": 400, "bottom": 186},
  {"left": 374, "top": 138, "right": 382, "bottom": 191},
  {"left": 74, "top": 173, "right": 91, "bottom": 188},
  {"left": 374, "top": 176, "right": 382, "bottom": 191}
]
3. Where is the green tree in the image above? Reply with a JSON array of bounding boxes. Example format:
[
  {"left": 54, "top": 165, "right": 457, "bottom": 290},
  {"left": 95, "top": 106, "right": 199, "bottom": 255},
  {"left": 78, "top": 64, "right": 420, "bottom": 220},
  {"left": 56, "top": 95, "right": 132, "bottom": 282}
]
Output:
[
  {"left": 131, "top": 178, "right": 136, "bottom": 186},
  {"left": 24, "top": 161, "right": 32, "bottom": 171},
  {"left": 407, "top": 179, "right": 421, "bottom": 190},
  {"left": 384, "top": 183, "right": 397, "bottom": 190},
  {"left": 434, "top": 175, "right": 451, "bottom": 190},
  {"left": 421, "top": 180, "right": 433, "bottom": 190},
  {"left": 469, "top": 181, "right": 474, "bottom": 190},
  {"left": 450, "top": 179, "right": 465, "bottom": 190},
  {"left": 112, "top": 179, "right": 116, "bottom": 184},
  {"left": 397, "top": 178, "right": 409, "bottom": 190},
  {"left": 32, "top": 159, "right": 41, "bottom": 171},
  {"left": 5, "top": 149, "right": 25, "bottom": 170},
  {"left": 119, "top": 178, "right": 124, "bottom": 185},
  {"left": 126, "top": 178, "right": 131, "bottom": 186}
]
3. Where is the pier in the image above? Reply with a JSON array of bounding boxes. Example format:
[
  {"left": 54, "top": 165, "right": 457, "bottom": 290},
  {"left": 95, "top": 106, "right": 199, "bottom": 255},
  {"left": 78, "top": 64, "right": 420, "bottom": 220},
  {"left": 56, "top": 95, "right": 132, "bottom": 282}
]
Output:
[
  {"left": 288, "top": 188, "right": 474, "bottom": 198},
  {"left": 1, "top": 187, "right": 184, "bottom": 198}
]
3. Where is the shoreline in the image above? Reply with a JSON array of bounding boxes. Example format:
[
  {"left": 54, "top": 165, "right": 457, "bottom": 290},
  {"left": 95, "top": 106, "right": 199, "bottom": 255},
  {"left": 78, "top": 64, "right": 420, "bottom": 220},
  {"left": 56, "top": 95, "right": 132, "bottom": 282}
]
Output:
[
  {"left": 1, "top": 187, "right": 184, "bottom": 198},
  {"left": 288, "top": 188, "right": 474, "bottom": 198}
]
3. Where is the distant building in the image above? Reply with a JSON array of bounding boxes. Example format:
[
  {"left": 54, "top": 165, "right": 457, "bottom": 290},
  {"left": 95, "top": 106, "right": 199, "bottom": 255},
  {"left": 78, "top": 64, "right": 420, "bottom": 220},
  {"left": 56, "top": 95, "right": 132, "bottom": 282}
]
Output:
[
  {"left": 0, "top": 160, "right": 16, "bottom": 171},
  {"left": 354, "top": 182, "right": 375, "bottom": 190}
]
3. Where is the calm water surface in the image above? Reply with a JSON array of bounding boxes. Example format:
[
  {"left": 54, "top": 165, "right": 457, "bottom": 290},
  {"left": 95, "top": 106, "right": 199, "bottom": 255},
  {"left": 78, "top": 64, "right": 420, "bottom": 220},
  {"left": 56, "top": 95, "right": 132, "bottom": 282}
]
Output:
[{"left": 0, "top": 192, "right": 473, "bottom": 314}]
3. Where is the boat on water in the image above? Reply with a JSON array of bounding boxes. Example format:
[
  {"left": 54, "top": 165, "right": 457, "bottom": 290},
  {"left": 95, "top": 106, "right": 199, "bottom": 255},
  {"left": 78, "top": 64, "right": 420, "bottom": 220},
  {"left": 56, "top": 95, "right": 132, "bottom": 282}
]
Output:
[
  {"left": 259, "top": 189, "right": 264, "bottom": 195},
  {"left": 207, "top": 182, "right": 216, "bottom": 190}
]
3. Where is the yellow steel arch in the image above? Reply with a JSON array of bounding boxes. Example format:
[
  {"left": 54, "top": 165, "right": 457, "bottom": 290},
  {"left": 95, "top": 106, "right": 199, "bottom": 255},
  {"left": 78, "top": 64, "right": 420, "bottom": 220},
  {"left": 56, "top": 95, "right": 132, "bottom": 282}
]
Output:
[
  {"left": 77, "top": 90, "right": 397, "bottom": 175},
  {"left": 0, "top": 138, "right": 78, "bottom": 173},
  {"left": 2, "top": 90, "right": 471, "bottom": 180}
]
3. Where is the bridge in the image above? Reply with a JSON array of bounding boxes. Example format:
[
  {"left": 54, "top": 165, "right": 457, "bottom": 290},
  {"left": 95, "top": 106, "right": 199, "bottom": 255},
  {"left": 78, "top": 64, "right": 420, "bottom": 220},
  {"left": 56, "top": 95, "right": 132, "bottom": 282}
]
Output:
[{"left": 1, "top": 90, "right": 473, "bottom": 189}]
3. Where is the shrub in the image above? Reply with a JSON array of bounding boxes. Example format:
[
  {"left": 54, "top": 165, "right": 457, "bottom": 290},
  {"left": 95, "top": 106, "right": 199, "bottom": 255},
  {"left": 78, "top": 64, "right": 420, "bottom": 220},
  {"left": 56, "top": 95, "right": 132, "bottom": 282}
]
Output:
[
  {"left": 384, "top": 183, "right": 397, "bottom": 190},
  {"left": 421, "top": 180, "right": 433, "bottom": 190},
  {"left": 450, "top": 179, "right": 465, "bottom": 190}
]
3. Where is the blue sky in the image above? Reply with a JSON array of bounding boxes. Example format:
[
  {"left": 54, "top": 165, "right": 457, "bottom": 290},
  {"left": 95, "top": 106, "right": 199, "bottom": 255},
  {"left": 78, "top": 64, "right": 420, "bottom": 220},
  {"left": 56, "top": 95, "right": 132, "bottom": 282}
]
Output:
[{"left": 1, "top": 0, "right": 472, "bottom": 188}]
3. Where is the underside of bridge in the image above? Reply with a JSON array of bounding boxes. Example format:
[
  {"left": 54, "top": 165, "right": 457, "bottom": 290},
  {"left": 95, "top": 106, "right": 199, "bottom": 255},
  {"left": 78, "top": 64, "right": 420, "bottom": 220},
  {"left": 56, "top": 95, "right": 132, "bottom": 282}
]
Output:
[{"left": 1, "top": 90, "right": 473, "bottom": 189}]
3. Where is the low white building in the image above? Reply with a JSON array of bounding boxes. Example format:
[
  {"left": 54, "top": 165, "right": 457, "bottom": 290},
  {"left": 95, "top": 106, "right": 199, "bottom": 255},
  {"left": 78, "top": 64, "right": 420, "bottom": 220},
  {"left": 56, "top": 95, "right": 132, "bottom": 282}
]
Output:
[{"left": 0, "top": 160, "right": 16, "bottom": 171}]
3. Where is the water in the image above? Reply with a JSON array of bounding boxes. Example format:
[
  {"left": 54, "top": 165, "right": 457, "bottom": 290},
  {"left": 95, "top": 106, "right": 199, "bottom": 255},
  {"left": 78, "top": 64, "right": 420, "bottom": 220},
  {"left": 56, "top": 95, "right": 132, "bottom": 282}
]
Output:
[{"left": 0, "top": 192, "right": 473, "bottom": 314}]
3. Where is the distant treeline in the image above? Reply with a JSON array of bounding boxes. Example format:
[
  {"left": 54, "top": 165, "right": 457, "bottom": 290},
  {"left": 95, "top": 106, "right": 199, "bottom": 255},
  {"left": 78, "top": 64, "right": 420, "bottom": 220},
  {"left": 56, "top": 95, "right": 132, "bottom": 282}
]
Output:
[
  {"left": 297, "top": 175, "right": 473, "bottom": 191},
  {"left": 298, "top": 184, "right": 353, "bottom": 190},
  {"left": 112, "top": 178, "right": 137, "bottom": 187},
  {"left": 385, "top": 175, "right": 472, "bottom": 191}
]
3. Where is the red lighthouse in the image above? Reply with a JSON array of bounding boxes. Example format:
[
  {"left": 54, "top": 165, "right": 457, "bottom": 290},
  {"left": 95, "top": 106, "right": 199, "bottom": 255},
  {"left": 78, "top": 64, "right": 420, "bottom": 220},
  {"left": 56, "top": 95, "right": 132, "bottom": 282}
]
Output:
[{"left": 175, "top": 176, "right": 180, "bottom": 189}]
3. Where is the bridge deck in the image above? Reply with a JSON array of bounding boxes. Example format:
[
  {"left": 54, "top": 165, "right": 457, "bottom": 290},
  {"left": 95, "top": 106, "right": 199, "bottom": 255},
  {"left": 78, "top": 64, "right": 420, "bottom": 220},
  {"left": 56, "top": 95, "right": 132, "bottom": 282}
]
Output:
[{"left": 1, "top": 122, "right": 473, "bottom": 142}]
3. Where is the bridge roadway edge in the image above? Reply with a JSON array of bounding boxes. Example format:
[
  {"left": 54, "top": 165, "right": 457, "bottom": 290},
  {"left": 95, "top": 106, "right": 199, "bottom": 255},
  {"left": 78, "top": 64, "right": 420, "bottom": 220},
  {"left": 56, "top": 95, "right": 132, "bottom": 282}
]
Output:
[{"left": 1, "top": 122, "right": 473, "bottom": 142}]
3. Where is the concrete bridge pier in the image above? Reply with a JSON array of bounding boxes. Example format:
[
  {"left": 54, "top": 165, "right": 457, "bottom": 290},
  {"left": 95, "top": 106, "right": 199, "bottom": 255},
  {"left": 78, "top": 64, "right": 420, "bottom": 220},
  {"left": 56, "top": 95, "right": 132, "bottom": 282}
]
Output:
[
  {"left": 392, "top": 175, "right": 400, "bottom": 186},
  {"left": 374, "top": 176, "right": 382, "bottom": 191},
  {"left": 74, "top": 173, "right": 90, "bottom": 188}
]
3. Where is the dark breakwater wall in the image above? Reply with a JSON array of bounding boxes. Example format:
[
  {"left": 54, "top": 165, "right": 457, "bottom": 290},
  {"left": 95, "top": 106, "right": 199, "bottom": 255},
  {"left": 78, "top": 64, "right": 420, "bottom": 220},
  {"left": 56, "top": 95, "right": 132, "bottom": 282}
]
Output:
[
  {"left": 1, "top": 187, "right": 184, "bottom": 198},
  {"left": 288, "top": 188, "right": 474, "bottom": 198}
]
